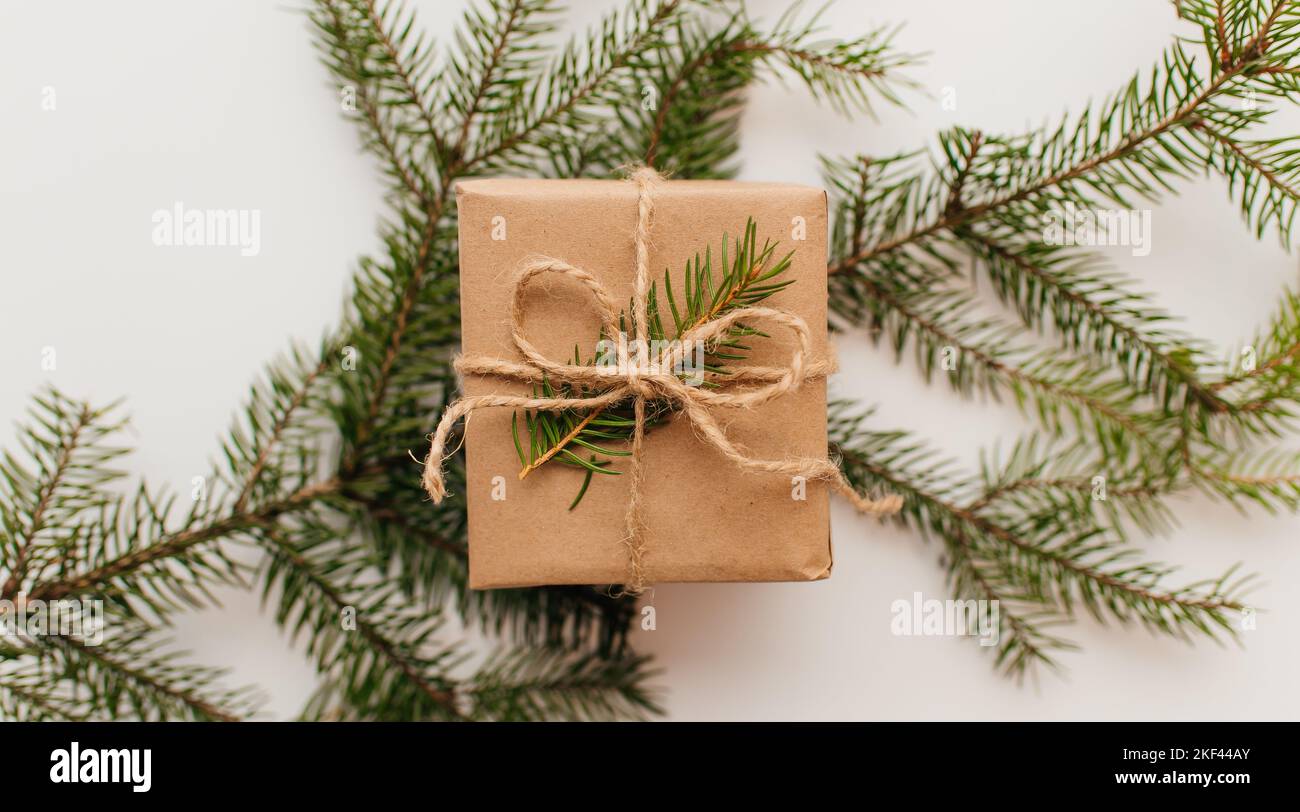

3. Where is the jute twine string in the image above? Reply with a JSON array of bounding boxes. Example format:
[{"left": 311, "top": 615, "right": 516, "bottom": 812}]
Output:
[{"left": 422, "top": 166, "right": 901, "bottom": 594}]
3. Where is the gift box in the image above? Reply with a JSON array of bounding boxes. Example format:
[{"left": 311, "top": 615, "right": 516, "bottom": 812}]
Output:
[{"left": 451, "top": 177, "right": 834, "bottom": 589}]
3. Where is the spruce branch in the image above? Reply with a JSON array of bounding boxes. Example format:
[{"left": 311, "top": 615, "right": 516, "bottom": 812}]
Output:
[
  {"left": 959, "top": 231, "right": 1219, "bottom": 411},
  {"left": 821, "top": 4, "right": 1300, "bottom": 561},
  {"left": 832, "top": 267, "right": 1168, "bottom": 459},
  {"left": 347, "top": 477, "right": 638, "bottom": 655},
  {"left": 640, "top": 13, "right": 761, "bottom": 174},
  {"left": 633, "top": 4, "right": 918, "bottom": 175},
  {"left": 466, "top": 648, "right": 661, "bottom": 721},
  {"left": 442, "top": 0, "right": 559, "bottom": 166},
  {"left": 0, "top": 391, "right": 108, "bottom": 602},
  {"left": 27, "top": 480, "right": 334, "bottom": 605},
  {"left": 1214, "top": 287, "right": 1300, "bottom": 386},
  {"left": 1195, "top": 122, "right": 1300, "bottom": 243},
  {"left": 0, "top": 389, "right": 268, "bottom": 613},
  {"left": 462, "top": 0, "right": 691, "bottom": 172},
  {"left": 260, "top": 522, "right": 465, "bottom": 721},
  {"left": 0, "top": 667, "right": 88, "bottom": 722},
  {"left": 268, "top": 514, "right": 653, "bottom": 721},
  {"left": 828, "top": 1, "right": 1300, "bottom": 276},
  {"left": 226, "top": 344, "right": 333, "bottom": 515},
  {"left": 968, "top": 435, "right": 1179, "bottom": 542},
  {"left": 33, "top": 626, "right": 257, "bottom": 722},
  {"left": 363, "top": 0, "right": 449, "bottom": 168},
  {"left": 1194, "top": 447, "right": 1300, "bottom": 509},
  {"left": 944, "top": 531, "right": 1077, "bottom": 677},
  {"left": 830, "top": 404, "right": 1254, "bottom": 676},
  {"left": 311, "top": 0, "right": 442, "bottom": 210},
  {"left": 2, "top": 618, "right": 258, "bottom": 722},
  {"left": 301, "top": 0, "right": 696, "bottom": 669},
  {"left": 734, "top": 1, "right": 918, "bottom": 117}
]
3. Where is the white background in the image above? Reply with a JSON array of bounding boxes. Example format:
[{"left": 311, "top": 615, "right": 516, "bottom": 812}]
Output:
[{"left": 2, "top": 0, "right": 1297, "bottom": 720}]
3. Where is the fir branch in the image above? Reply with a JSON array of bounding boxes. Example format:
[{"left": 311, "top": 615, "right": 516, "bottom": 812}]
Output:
[
  {"left": 261, "top": 522, "right": 465, "bottom": 721},
  {"left": 968, "top": 435, "right": 1178, "bottom": 541},
  {"left": 312, "top": 0, "right": 459, "bottom": 472},
  {"left": 1206, "top": 289, "right": 1300, "bottom": 437},
  {"left": 960, "top": 229, "right": 1221, "bottom": 411},
  {"left": 734, "top": 1, "right": 918, "bottom": 117},
  {"left": 363, "top": 0, "right": 448, "bottom": 167},
  {"left": 0, "top": 392, "right": 107, "bottom": 601},
  {"left": 463, "top": 0, "right": 690, "bottom": 172},
  {"left": 944, "top": 532, "right": 1076, "bottom": 677},
  {"left": 635, "top": 5, "right": 918, "bottom": 175},
  {"left": 347, "top": 477, "right": 638, "bottom": 655},
  {"left": 1194, "top": 122, "right": 1300, "bottom": 243},
  {"left": 311, "top": 0, "right": 440, "bottom": 209},
  {"left": 833, "top": 268, "right": 1167, "bottom": 458},
  {"left": 443, "top": 0, "right": 558, "bottom": 166},
  {"left": 46, "top": 632, "right": 249, "bottom": 722},
  {"left": 301, "top": 0, "right": 686, "bottom": 678},
  {"left": 0, "top": 669, "right": 89, "bottom": 722},
  {"left": 466, "top": 585, "right": 638, "bottom": 658},
  {"left": 0, "top": 391, "right": 258, "bottom": 617},
  {"left": 828, "top": 2, "right": 1300, "bottom": 276},
  {"left": 28, "top": 479, "right": 335, "bottom": 604},
  {"left": 227, "top": 345, "right": 332, "bottom": 515},
  {"left": 830, "top": 404, "right": 1251, "bottom": 676},
  {"left": 641, "top": 13, "right": 760, "bottom": 173},
  {"left": 466, "top": 648, "right": 661, "bottom": 721},
  {"left": 8, "top": 619, "right": 258, "bottom": 722},
  {"left": 1194, "top": 446, "right": 1300, "bottom": 509}
]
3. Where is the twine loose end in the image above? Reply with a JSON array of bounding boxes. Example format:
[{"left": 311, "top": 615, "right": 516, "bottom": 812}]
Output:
[{"left": 422, "top": 460, "right": 448, "bottom": 504}]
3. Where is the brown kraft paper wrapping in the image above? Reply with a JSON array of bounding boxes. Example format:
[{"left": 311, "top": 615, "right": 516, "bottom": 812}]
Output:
[{"left": 455, "top": 178, "right": 831, "bottom": 588}]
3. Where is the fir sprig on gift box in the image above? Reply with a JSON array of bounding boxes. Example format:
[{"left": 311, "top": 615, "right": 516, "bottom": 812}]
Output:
[
  {"left": 5, "top": 0, "right": 1300, "bottom": 719},
  {"left": 510, "top": 218, "right": 795, "bottom": 508}
]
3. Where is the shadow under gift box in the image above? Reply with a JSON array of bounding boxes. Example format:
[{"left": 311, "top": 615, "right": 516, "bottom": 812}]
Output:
[{"left": 455, "top": 178, "right": 832, "bottom": 588}]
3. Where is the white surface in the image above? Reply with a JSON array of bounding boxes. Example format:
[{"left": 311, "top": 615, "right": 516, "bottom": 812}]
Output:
[{"left": 2, "top": 0, "right": 1297, "bottom": 720}]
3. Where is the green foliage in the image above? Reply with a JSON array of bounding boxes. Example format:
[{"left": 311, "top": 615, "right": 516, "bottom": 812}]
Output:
[
  {"left": 825, "top": 0, "right": 1300, "bottom": 675},
  {"left": 466, "top": 648, "right": 661, "bottom": 721},
  {"left": 623, "top": 2, "right": 919, "bottom": 176},
  {"left": 0, "top": 391, "right": 255, "bottom": 720},
  {"left": 1, "top": 0, "right": 917, "bottom": 720},
  {"left": 753, "top": 2, "right": 916, "bottom": 117},
  {"left": 510, "top": 219, "right": 795, "bottom": 507},
  {"left": 831, "top": 405, "right": 1254, "bottom": 677},
  {"left": 5, "top": 0, "right": 1299, "bottom": 717}
]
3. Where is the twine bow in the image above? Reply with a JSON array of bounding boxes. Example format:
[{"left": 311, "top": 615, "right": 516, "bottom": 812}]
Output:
[{"left": 422, "top": 167, "right": 901, "bottom": 594}]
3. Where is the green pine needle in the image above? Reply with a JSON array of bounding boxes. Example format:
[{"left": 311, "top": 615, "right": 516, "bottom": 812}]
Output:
[{"left": 510, "top": 218, "right": 796, "bottom": 508}]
